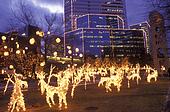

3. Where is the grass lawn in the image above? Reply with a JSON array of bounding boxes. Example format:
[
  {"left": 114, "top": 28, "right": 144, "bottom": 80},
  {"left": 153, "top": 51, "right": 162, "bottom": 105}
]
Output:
[{"left": 0, "top": 78, "right": 170, "bottom": 112}]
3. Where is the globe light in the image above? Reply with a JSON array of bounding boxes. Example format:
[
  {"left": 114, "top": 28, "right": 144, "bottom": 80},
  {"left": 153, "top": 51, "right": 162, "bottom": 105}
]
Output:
[
  {"left": 36, "top": 31, "right": 40, "bottom": 35},
  {"left": 29, "top": 38, "right": 35, "bottom": 45},
  {"left": 11, "top": 38, "right": 14, "bottom": 41},
  {"left": 56, "top": 38, "right": 61, "bottom": 43},
  {"left": 47, "top": 31, "right": 51, "bottom": 35},
  {"left": 40, "top": 31, "right": 44, "bottom": 37},
  {"left": 4, "top": 46, "right": 7, "bottom": 49},
  {"left": 75, "top": 48, "right": 79, "bottom": 53},
  {"left": 16, "top": 50, "right": 21, "bottom": 54},
  {"left": 9, "top": 65, "right": 14, "bottom": 69},
  {"left": 4, "top": 51, "right": 9, "bottom": 56},
  {"left": 67, "top": 46, "right": 71, "bottom": 50},
  {"left": 68, "top": 64, "right": 71, "bottom": 67},
  {"left": 1, "top": 36, "right": 6, "bottom": 41},
  {"left": 25, "top": 47, "right": 28, "bottom": 50},
  {"left": 53, "top": 52, "right": 57, "bottom": 57},
  {"left": 36, "top": 31, "right": 44, "bottom": 37},
  {"left": 79, "top": 53, "right": 83, "bottom": 58},
  {"left": 68, "top": 50, "right": 72, "bottom": 54}
]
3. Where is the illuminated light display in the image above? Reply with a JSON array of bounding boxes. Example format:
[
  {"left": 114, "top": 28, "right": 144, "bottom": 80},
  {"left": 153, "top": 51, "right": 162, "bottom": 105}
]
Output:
[
  {"left": 146, "top": 66, "right": 158, "bottom": 83},
  {"left": 16, "top": 50, "right": 21, "bottom": 54},
  {"left": 4, "top": 73, "right": 28, "bottom": 112},
  {"left": 126, "top": 64, "right": 141, "bottom": 86},
  {"left": 36, "top": 66, "right": 70, "bottom": 110},
  {"left": 3, "top": 59, "right": 159, "bottom": 111}
]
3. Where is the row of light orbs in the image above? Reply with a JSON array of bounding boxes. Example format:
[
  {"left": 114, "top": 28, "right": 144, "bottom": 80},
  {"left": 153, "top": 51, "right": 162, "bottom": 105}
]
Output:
[{"left": 1, "top": 31, "right": 61, "bottom": 56}]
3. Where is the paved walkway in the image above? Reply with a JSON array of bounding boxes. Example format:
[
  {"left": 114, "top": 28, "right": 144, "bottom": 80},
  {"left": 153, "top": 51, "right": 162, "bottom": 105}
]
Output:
[{"left": 163, "top": 87, "right": 170, "bottom": 112}]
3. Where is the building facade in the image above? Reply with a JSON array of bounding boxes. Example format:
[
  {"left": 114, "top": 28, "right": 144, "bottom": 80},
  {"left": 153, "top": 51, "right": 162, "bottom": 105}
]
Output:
[
  {"left": 65, "top": 28, "right": 145, "bottom": 59},
  {"left": 64, "top": 0, "right": 127, "bottom": 32},
  {"left": 130, "top": 21, "right": 150, "bottom": 54},
  {"left": 64, "top": 0, "right": 146, "bottom": 62}
]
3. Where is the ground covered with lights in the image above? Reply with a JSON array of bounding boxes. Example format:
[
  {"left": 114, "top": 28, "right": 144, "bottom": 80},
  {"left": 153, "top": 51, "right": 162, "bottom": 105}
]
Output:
[{"left": 0, "top": 77, "right": 170, "bottom": 112}]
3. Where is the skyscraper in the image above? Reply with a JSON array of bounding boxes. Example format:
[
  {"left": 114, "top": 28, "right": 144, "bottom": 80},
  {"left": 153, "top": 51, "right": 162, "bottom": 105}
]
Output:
[
  {"left": 64, "top": 0, "right": 146, "bottom": 62},
  {"left": 64, "top": 0, "right": 127, "bottom": 32}
]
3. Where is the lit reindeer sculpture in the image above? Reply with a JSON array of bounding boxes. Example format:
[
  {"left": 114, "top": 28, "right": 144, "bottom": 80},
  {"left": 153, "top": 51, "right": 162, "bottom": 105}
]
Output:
[
  {"left": 147, "top": 68, "right": 158, "bottom": 83},
  {"left": 98, "top": 68, "right": 124, "bottom": 93},
  {"left": 126, "top": 64, "right": 141, "bottom": 87},
  {"left": 71, "top": 67, "right": 84, "bottom": 98},
  {"left": 4, "top": 73, "right": 28, "bottom": 112},
  {"left": 36, "top": 65, "right": 70, "bottom": 110}
]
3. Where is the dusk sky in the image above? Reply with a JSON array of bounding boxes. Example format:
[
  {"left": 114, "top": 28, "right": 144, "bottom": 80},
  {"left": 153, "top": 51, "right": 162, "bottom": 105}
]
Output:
[{"left": 0, "top": 0, "right": 150, "bottom": 32}]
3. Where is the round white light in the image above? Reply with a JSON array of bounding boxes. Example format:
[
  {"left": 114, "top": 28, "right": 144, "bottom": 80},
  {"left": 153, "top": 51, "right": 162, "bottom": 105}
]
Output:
[
  {"left": 56, "top": 38, "right": 61, "bottom": 43},
  {"left": 11, "top": 38, "right": 14, "bottom": 41},
  {"left": 36, "top": 31, "right": 40, "bottom": 35},
  {"left": 53, "top": 52, "right": 57, "bottom": 57},
  {"left": 9, "top": 65, "right": 14, "bottom": 69},
  {"left": 29, "top": 38, "right": 35, "bottom": 45},
  {"left": 68, "top": 50, "right": 72, "bottom": 54},
  {"left": 79, "top": 53, "right": 83, "bottom": 58},
  {"left": 4, "top": 51, "right": 9, "bottom": 56},
  {"left": 25, "top": 47, "right": 28, "bottom": 50},
  {"left": 4, "top": 46, "right": 7, "bottom": 49},
  {"left": 67, "top": 46, "right": 71, "bottom": 50},
  {"left": 1, "top": 36, "right": 6, "bottom": 41},
  {"left": 75, "top": 48, "right": 79, "bottom": 53},
  {"left": 47, "top": 31, "right": 50, "bottom": 35},
  {"left": 68, "top": 64, "right": 71, "bottom": 67}
]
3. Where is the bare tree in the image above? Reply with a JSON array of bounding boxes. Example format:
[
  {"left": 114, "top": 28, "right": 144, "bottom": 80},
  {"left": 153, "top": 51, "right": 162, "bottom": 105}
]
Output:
[
  {"left": 7, "top": 0, "right": 64, "bottom": 66},
  {"left": 41, "top": 13, "right": 64, "bottom": 63},
  {"left": 146, "top": 0, "right": 170, "bottom": 30},
  {"left": 11, "top": 0, "right": 36, "bottom": 25}
]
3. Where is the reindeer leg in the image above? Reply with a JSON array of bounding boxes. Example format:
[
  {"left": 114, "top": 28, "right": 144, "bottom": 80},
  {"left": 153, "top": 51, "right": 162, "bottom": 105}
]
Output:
[
  {"left": 63, "top": 96, "right": 67, "bottom": 109},
  {"left": 58, "top": 97, "right": 62, "bottom": 110},
  {"left": 46, "top": 95, "right": 52, "bottom": 107}
]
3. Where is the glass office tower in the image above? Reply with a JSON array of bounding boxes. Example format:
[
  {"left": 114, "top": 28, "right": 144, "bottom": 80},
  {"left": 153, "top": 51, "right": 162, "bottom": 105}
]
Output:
[
  {"left": 65, "top": 14, "right": 145, "bottom": 58},
  {"left": 65, "top": 28, "right": 144, "bottom": 58},
  {"left": 64, "top": 0, "right": 127, "bottom": 32}
]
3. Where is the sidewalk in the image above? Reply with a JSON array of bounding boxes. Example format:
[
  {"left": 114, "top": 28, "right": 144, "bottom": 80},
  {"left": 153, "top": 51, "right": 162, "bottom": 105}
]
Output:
[{"left": 163, "top": 87, "right": 170, "bottom": 112}]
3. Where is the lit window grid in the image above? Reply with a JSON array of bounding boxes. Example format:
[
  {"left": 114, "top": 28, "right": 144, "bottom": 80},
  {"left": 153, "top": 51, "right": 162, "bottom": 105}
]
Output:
[{"left": 65, "top": 28, "right": 145, "bottom": 57}]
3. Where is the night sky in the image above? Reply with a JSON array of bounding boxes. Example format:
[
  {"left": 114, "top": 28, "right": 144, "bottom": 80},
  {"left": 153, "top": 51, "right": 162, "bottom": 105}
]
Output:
[{"left": 0, "top": 0, "right": 150, "bottom": 32}]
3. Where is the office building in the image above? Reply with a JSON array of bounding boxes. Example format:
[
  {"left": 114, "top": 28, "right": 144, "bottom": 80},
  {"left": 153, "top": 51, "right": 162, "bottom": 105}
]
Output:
[
  {"left": 65, "top": 14, "right": 145, "bottom": 59},
  {"left": 64, "top": 0, "right": 127, "bottom": 32},
  {"left": 130, "top": 21, "right": 150, "bottom": 54}
]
